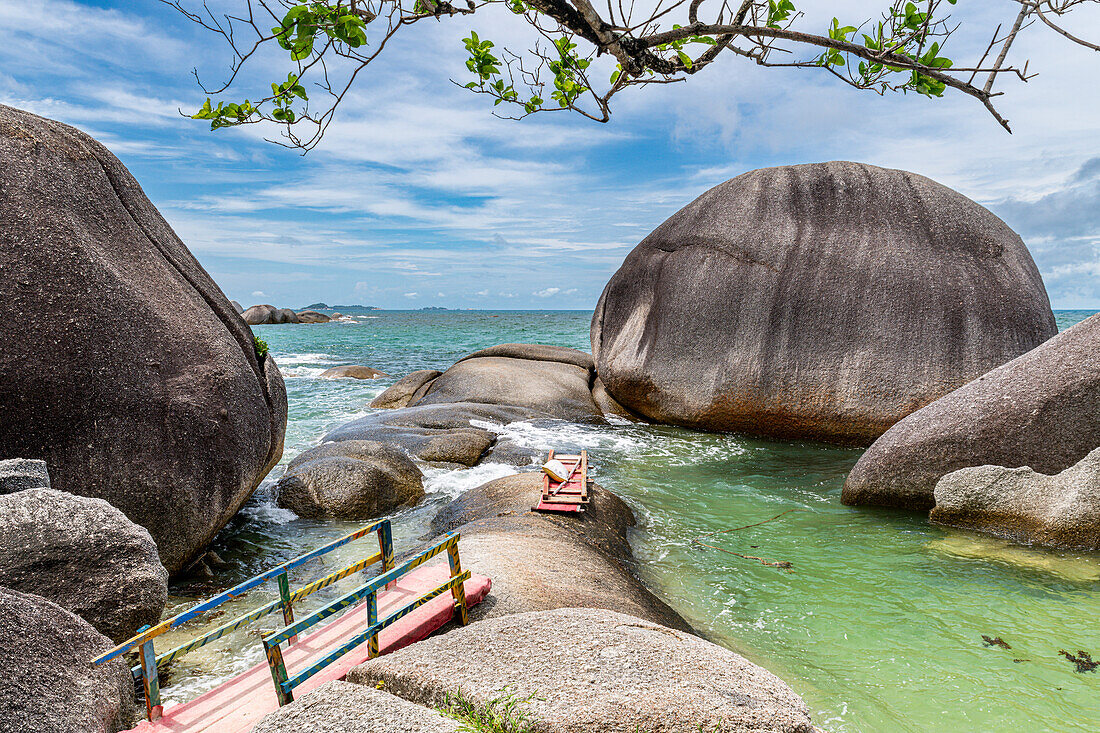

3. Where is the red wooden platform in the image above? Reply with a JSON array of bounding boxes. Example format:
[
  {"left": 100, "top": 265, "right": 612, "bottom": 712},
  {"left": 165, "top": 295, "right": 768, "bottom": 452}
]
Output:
[
  {"left": 126, "top": 563, "right": 491, "bottom": 733},
  {"left": 533, "top": 450, "right": 589, "bottom": 513}
]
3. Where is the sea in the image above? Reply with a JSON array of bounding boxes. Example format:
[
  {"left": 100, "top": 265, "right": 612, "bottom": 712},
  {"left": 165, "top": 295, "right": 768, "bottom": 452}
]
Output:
[{"left": 158, "top": 309, "right": 1099, "bottom": 732}]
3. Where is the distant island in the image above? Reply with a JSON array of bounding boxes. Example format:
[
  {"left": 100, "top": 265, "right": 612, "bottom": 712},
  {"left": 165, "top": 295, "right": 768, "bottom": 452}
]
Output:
[
  {"left": 420, "top": 306, "right": 450, "bottom": 311},
  {"left": 302, "top": 303, "right": 380, "bottom": 310}
]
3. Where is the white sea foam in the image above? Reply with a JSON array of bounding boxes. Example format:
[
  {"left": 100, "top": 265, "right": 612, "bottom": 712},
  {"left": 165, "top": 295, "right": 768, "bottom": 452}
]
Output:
[
  {"left": 270, "top": 352, "right": 339, "bottom": 365},
  {"left": 422, "top": 462, "right": 524, "bottom": 500}
]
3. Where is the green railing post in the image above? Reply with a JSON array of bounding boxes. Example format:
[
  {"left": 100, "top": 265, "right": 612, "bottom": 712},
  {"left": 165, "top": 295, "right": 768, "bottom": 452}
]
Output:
[
  {"left": 367, "top": 592, "right": 379, "bottom": 659},
  {"left": 262, "top": 633, "right": 293, "bottom": 707},
  {"left": 277, "top": 571, "right": 297, "bottom": 644},
  {"left": 136, "top": 624, "right": 163, "bottom": 721},
  {"left": 446, "top": 543, "right": 470, "bottom": 626}
]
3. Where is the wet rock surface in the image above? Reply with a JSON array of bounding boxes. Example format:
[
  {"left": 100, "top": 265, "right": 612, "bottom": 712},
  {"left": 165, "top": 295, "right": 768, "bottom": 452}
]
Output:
[
  {"left": 931, "top": 446, "right": 1100, "bottom": 550},
  {"left": 277, "top": 441, "right": 424, "bottom": 519},
  {"left": 320, "top": 365, "right": 390, "bottom": 379},
  {"left": 429, "top": 472, "right": 690, "bottom": 631}
]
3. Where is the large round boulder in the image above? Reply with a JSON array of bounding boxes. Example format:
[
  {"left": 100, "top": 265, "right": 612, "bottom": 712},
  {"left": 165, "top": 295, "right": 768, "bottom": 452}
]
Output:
[
  {"left": 0, "top": 104, "right": 287, "bottom": 574},
  {"left": 0, "top": 586, "right": 135, "bottom": 733},
  {"left": 295, "top": 309, "right": 330, "bottom": 323},
  {"left": 930, "top": 447, "right": 1100, "bottom": 550},
  {"left": 844, "top": 313, "right": 1100, "bottom": 509},
  {"left": 592, "top": 161, "right": 1056, "bottom": 445},
  {"left": 428, "top": 472, "right": 691, "bottom": 631},
  {"left": 319, "top": 365, "right": 390, "bottom": 379},
  {"left": 276, "top": 441, "right": 424, "bottom": 519},
  {"left": 0, "top": 489, "right": 168, "bottom": 643}
]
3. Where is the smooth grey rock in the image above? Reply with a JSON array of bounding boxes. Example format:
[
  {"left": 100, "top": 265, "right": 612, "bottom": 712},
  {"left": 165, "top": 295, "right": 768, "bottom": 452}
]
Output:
[
  {"left": 480, "top": 438, "right": 540, "bottom": 466},
  {"left": 369, "top": 370, "right": 443, "bottom": 409},
  {"left": 591, "top": 376, "right": 642, "bottom": 421},
  {"left": 592, "top": 161, "right": 1056, "bottom": 445},
  {"left": 844, "top": 312, "right": 1100, "bottom": 510},
  {"left": 325, "top": 402, "right": 544, "bottom": 467},
  {"left": 0, "top": 457, "right": 50, "bottom": 493},
  {"left": 296, "top": 310, "right": 331, "bottom": 323},
  {"left": 230, "top": 300, "right": 244, "bottom": 314},
  {"left": 242, "top": 304, "right": 301, "bottom": 324},
  {"left": 0, "top": 489, "right": 167, "bottom": 643},
  {"left": 0, "top": 104, "right": 287, "bottom": 575},
  {"left": 276, "top": 445, "right": 424, "bottom": 520},
  {"left": 428, "top": 472, "right": 690, "bottom": 631},
  {"left": 455, "top": 343, "right": 595, "bottom": 371},
  {"left": 347, "top": 608, "right": 816, "bottom": 733},
  {"left": 413, "top": 348, "right": 604, "bottom": 424},
  {"left": 931, "top": 446, "right": 1100, "bottom": 549},
  {"left": 319, "top": 365, "right": 390, "bottom": 379},
  {"left": 0, "top": 586, "right": 135, "bottom": 733},
  {"left": 253, "top": 681, "right": 459, "bottom": 733}
]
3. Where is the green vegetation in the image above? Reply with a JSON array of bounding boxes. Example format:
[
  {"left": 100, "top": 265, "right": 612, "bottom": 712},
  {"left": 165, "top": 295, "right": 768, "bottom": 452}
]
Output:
[
  {"left": 167, "top": 0, "right": 1098, "bottom": 148},
  {"left": 439, "top": 687, "right": 540, "bottom": 733},
  {"left": 253, "top": 336, "right": 269, "bottom": 360}
]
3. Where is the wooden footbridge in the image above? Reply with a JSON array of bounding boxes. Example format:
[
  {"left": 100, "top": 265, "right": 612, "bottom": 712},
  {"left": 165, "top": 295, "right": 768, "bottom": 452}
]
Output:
[{"left": 93, "top": 520, "right": 490, "bottom": 732}]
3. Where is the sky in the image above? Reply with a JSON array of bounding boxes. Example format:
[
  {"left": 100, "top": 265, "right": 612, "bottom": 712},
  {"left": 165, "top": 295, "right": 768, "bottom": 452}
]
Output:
[{"left": 2, "top": 0, "right": 1099, "bottom": 310}]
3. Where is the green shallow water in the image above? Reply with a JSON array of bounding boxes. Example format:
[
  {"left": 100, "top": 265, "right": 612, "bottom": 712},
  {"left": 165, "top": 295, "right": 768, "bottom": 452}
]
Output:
[{"left": 165, "top": 309, "right": 1098, "bottom": 732}]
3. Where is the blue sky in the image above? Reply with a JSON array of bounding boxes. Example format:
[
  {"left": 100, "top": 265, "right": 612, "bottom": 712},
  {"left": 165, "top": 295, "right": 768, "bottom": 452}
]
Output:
[{"left": 3, "top": 0, "right": 1099, "bottom": 309}]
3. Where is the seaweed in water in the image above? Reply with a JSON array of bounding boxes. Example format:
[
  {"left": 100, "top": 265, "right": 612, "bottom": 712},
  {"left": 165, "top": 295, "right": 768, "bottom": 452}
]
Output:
[
  {"left": 1058, "top": 649, "right": 1098, "bottom": 673},
  {"left": 982, "top": 635, "right": 1012, "bottom": 650}
]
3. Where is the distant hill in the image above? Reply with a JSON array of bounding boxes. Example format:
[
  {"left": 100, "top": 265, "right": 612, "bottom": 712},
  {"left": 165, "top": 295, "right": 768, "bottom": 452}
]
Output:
[
  {"left": 420, "top": 306, "right": 449, "bottom": 311},
  {"left": 302, "top": 303, "right": 380, "bottom": 310}
]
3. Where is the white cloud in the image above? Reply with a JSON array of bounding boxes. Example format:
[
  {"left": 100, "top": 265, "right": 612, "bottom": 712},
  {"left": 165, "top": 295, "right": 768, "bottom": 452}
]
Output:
[
  {"left": 403, "top": 292, "right": 419, "bottom": 298},
  {"left": 534, "top": 287, "right": 561, "bottom": 298},
  {"left": 251, "top": 290, "right": 265, "bottom": 297}
]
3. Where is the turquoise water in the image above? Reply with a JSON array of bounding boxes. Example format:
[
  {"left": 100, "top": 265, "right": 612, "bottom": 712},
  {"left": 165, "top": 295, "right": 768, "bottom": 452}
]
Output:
[{"left": 168, "top": 309, "right": 1098, "bottom": 731}]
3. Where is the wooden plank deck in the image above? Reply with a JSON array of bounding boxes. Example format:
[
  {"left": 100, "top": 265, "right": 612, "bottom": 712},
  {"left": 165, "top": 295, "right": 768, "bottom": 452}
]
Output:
[
  {"left": 534, "top": 450, "right": 589, "bottom": 513},
  {"left": 126, "top": 563, "right": 491, "bottom": 733}
]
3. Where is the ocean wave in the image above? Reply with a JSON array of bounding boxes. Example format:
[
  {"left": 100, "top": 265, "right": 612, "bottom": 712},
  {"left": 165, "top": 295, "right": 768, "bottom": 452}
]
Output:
[
  {"left": 422, "top": 462, "right": 523, "bottom": 500},
  {"left": 270, "top": 352, "right": 339, "bottom": 366}
]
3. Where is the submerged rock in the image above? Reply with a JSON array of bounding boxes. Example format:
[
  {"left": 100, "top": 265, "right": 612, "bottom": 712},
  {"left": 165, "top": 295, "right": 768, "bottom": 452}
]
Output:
[
  {"left": 319, "top": 365, "right": 390, "bottom": 379},
  {"left": 0, "top": 457, "right": 50, "bottom": 493},
  {"left": 0, "top": 489, "right": 167, "bottom": 643},
  {"left": 843, "top": 313, "right": 1100, "bottom": 510},
  {"left": 0, "top": 586, "right": 135, "bottom": 733},
  {"left": 369, "top": 369, "right": 443, "bottom": 409},
  {"left": 347, "top": 607, "right": 817, "bottom": 733},
  {"left": 252, "top": 681, "right": 459, "bottom": 733},
  {"left": 931, "top": 447, "right": 1100, "bottom": 550},
  {"left": 429, "top": 472, "right": 690, "bottom": 631},
  {"left": 592, "top": 161, "right": 1056, "bottom": 445},
  {"left": 0, "top": 104, "right": 287, "bottom": 575},
  {"left": 276, "top": 441, "right": 423, "bottom": 519},
  {"left": 412, "top": 344, "right": 604, "bottom": 423},
  {"left": 295, "top": 310, "right": 331, "bottom": 323}
]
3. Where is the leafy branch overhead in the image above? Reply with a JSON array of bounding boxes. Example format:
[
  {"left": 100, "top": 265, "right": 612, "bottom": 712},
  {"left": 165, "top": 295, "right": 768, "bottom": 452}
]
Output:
[{"left": 168, "top": 0, "right": 1100, "bottom": 149}]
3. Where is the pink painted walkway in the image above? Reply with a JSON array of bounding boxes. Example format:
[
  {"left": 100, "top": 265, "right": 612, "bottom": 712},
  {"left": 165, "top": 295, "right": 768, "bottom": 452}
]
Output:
[{"left": 126, "top": 564, "right": 491, "bottom": 733}]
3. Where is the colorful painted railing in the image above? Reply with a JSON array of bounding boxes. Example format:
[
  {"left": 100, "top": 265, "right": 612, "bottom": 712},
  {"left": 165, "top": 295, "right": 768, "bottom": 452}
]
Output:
[
  {"left": 92, "top": 520, "right": 395, "bottom": 721},
  {"left": 260, "top": 531, "right": 470, "bottom": 706}
]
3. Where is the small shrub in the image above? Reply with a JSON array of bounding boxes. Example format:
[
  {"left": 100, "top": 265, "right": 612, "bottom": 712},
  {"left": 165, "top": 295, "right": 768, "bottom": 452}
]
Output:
[
  {"left": 440, "top": 687, "right": 539, "bottom": 733},
  {"left": 253, "top": 335, "right": 269, "bottom": 360}
]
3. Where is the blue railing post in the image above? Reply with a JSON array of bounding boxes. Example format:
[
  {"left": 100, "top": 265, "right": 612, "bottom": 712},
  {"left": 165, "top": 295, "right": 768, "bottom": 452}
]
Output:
[
  {"left": 277, "top": 571, "right": 297, "bottom": 644},
  {"left": 136, "top": 624, "right": 163, "bottom": 721}
]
